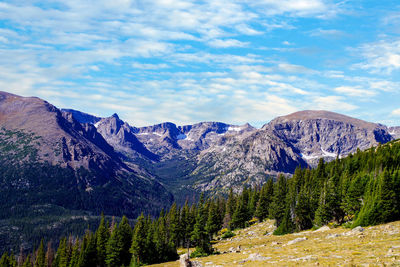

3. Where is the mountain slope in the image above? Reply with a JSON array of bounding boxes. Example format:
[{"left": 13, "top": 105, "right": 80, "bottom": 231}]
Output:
[{"left": 0, "top": 91, "right": 172, "bottom": 219}]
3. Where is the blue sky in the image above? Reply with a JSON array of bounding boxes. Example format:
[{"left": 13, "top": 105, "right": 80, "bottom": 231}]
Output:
[{"left": 0, "top": 0, "right": 399, "bottom": 127}]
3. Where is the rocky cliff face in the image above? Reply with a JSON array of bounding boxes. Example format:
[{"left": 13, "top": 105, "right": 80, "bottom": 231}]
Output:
[
  {"left": 265, "top": 110, "right": 394, "bottom": 166},
  {"left": 389, "top": 126, "right": 400, "bottom": 140},
  {"left": 95, "top": 113, "right": 159, "bottom": 161}
]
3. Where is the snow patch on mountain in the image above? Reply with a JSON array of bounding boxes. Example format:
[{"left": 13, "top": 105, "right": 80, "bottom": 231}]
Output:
[
  {"left": 321, "top": 148, "right": 337, "bottom": 158},
  {"left": 228, "top": 126, "right": 242, "bottom": 132}
]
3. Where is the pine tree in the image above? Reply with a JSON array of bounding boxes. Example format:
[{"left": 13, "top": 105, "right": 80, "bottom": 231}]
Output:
[
  {"left": 34, "top": 239, "right": 46, "bottom": 267},
  {"left": 255, "top": 179, "right": 273, "bottom": 221},
  {"left": 180, "top": 201, "right": 191, "bottom": 248},
  {"left": 167, "top": 203, "right": 180, "bottom": 248},
  {"left": 118, "top": 216, "right": 133, "bottom": 266},
  {"left": 45, "top": 241, "right": 54, "bottom": 267},
  {"left": 0, "top": 252, "right": 10, "bottom": 267},
  {"left": 191, "top": 193, "right": 213, "bottom": 256},
  {"left": 68, "top": 240, "right": 80, "bottom": 267},
  {"left": 96, "top": 213, "right": 109, "bottom": 267},
  {"left": 294, "top": 185, "right": 313, "bottom": 231},
  {"left": 248, "top": 189, "right": 259, "bottom": 218},
  {"left": 23, "top": 255, "right": 33, "bottom": 267},
  {"left": 130, "top": 214, "right": 147, "bottom": 265},
  {"left": 226, "top": 188, "right": 236, "bottom": 218},
  {"left": 273, "top": 204, "right": 294, "bottom": 235},
  {"left": 230, "top": 191, "right": 250, "bottom": 229},
  {"left": 205, "top": 200, "right": 221, "bottom": 237},
  {"left": 106, "top": 223, "right": 123, "bottom": 267},
  {"left": 54, "top": 238, "right": 68, "bottom": 267},
  {"left": 270, "top": 174, "right": 288, "bottom": 226},
  {"left": 78, "top": 232, "right": 97, "bottom": 267},
  {"left": 314, "top": 178, "right": 338, "bottom": 227},
  {"left": 378, "top": 169, "right": 397, "bottom": 222}
]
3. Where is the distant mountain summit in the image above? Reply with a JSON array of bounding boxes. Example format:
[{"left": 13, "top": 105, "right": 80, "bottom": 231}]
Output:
[{"left": 266, "top": 110, "right": 393, "bottom": 166}]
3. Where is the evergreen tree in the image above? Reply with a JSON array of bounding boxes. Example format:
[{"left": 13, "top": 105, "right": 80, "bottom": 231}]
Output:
[
  {"left": 95, "top": 213, "right": 109, "bottom": 267},
  {"left": 78, "top": 232, "right": 97, "bottom": 267},
  {"left": 314, "top": 178, "right": 338, "bottom": 227},
  {"left": 45, "top": 241, "right": 54, "bottom": 267},
  {"left": 34, "top": 239, "right": 46, "bottom": 267},
  {"left": 167, "top": 203, "right": 180, "bottom": 248},
  {"left": 54, "top": 238, "right": 68, "bottom": 267},
  {"left": 270, "top": 174, "right": 288, "bottom": 226},
  {"left": 106, "top": 223, "right": 123, "bottom": 267},
  {"left": 118, "top": 216, "right": 133, "bottom": 266},
  {"left": 191, "top": 193, "right": 213, "bottom": 255},
  {"left": 68, "top": 240, "right": 80, "bottom": 267},
  {"left": 248, "top": 189, "right": 259, "bottom": 218},
  {"left": 205, "top": 200, "right": 221, "bottom": 237},
  {"left": 226, "top": 188, "right": 236, "bottom": 218},
  {"left": 294, "top": 185, "right": 313, "bottom": 230},
  {"left": 0, "top": 252, "right": 10, "bottom": 267},
  {"left": 273, "top": 204, "right": 295, "bottom": 235},
  {"left": 130, "top": 214, "right": 147, "bottom": 265},
  {"left": 230, "top": 190, "right": 250, "bottom": 229},
  {"left": 23, "top": 255, "right": 33, "bottom": 267},
  {"left": 255, "top": 179, "right": 273, "bottom": 221}
]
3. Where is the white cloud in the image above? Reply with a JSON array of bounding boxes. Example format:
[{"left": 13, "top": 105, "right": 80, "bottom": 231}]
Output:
[
  {"left": 334, "top": 86, "right": 376, "bottom": 97},
  {"left": 208, "top": 39, "right": 249, "bottom": 48},
  {"left": 277, "top": 63, "right": 317, "bottom": 74},
  {"left": 354, "top": 39, "right": 400, "bottom": 74},
  {"left": 309, "top": 28, "right": 347, "bottom": 39},
  {"left": 248, "top": 0, "right": 338, "bottom": 18},
  {"left": 236, "top": 24, "right": 263, "bottom": 35},
  {"left": 392, "top": 108, "right": 400, "bottom": 117},
  {"left": 313, "top": 96, "right": 358, "bottom": 112},
  {"left": 132, "top": 62, "right": 169, "bottom": 70}
]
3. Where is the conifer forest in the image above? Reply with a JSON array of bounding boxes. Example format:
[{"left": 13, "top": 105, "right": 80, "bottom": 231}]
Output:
[{"left": 1, "top": 140, "right": 400, "bottom": 266}]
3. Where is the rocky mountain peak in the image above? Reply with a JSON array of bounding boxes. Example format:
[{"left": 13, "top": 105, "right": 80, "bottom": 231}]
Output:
[
  {"left": 95, "top": 114, "right": 158, "bottom": 160},
  {"left": 61, "top": 109, "right": 101, "bottom": 124},
  {"left": 265, "top": 110, "right": 393, "bottom": 166}
]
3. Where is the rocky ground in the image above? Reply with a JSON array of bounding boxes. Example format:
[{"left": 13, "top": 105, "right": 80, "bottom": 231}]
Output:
[{"left": 149, "top": 220, "right": 400, "bottom": 266}]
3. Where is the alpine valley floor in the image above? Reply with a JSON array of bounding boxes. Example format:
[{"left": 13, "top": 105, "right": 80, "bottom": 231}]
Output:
[{"left": 150, "top": 219, "right": 400, "bottom": 266}]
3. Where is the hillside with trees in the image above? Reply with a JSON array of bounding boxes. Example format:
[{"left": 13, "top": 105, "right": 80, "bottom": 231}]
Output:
[{"left": 1, "top": 140, "right": 400, "bottom": 266}]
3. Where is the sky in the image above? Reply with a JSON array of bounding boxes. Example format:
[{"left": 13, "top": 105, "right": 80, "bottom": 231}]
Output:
[{"left": 0, "top": 0, "right": 399, "bottom": 128}]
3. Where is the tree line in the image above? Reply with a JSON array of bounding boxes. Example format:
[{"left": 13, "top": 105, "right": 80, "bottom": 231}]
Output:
[{"left": 1, "top": 140, "right": 400, "bottom": 266}]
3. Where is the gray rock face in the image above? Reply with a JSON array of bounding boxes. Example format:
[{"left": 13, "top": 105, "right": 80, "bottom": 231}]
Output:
[
  {"left": 193, "top": 128, "right": 306, "bottom": 192},
  {"left": 61, "top": 109, "right": 101, "bottom": 124},
  {"left": 134, "top": 121, "right": 255, "bottom": 157},
  {"left": 389, "top": 126, "right": 400, "bottom": 140},
  {"left": 95, "top": 114, "right": 159, "bottom": 161},
  {"left": 266, "top": 110, "right": 393, "bottom": 167}
]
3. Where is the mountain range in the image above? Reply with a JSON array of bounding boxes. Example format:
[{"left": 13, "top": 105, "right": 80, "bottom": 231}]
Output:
[{"left": 1, "top": 91, "right": 399, "bottom": 217}]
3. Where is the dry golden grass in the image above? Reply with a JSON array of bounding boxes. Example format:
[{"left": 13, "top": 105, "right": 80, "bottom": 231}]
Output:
[{"left": 149, "top": 220, "right": 400, "bottom": 266}]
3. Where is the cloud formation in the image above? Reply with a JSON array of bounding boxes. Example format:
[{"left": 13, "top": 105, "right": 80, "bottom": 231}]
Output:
[{"left": 0, "top": 1, "right": 399, "bottom": 127}]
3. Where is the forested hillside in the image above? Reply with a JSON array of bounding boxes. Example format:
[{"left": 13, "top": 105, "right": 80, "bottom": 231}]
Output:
[{"left": 1, "top": 140, "right": 400, "bottom": 266}]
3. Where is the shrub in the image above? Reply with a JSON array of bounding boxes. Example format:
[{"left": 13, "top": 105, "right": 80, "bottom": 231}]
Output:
[{"left": 221, "top": 230, "right": 235, "bottom": 239}]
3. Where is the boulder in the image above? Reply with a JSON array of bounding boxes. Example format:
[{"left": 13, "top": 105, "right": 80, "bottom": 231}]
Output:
[
  {"left": 315, "top": 225, "right": 330, "bottom": 232},
  {"left": 287, "top": 237, "right": 308, "bottom": 245}
]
